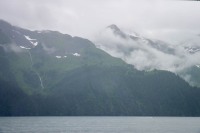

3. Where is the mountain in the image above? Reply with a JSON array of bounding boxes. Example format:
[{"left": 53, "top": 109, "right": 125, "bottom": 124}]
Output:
[
  {"left": 95, "top": 24, "right": 200, "bottom": 87},
  {"left": 106, "top": 24, "right": 175, "bottom": 55},
  {"left": 178, "top": 37, "right": 200, "bottom": 87},
  {"left": 0, "top": 20, "right": 200, "bottom": 116}
]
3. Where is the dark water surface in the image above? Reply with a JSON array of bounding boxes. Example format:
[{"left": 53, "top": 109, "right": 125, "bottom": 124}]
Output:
[{"left": 0, "top": 117, "right": 200, "bottom": 133}]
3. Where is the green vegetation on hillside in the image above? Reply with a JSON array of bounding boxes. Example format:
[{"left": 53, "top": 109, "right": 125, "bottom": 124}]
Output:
[{"left": 0, "top": 20, "right": 200, "bottom": 116}]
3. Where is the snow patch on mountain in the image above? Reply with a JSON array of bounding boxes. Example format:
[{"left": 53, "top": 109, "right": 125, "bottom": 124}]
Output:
[
  {"left": 24, "top": 35, "right": 36, "bottom": 41},
  {"left": 55, "top": 56, "right": 62, "bottom": 59},
  {"left": 73, "top": 53, "right": 81, "bottom": 56},
  {"left": 55, "top": 55, "right": 67, "bottom": 59},
  {"left": 24, "top": 35, "right": 38, "bottom": 46},
  {"left": 19, "top": 46, "right": 31, "bottom": 50},
  {"left": 32, "top": 42, "right": 38, "bottom": 46}
]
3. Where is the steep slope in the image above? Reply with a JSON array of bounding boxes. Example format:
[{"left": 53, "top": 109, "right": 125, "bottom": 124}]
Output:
[
  {"left": 0, "top": 20, "right": 200, "bottom": 116},
  {"left": 0, "top": 20, "right": 125, "bottom": 93},
  {"left": 45, "top": 66, "right": 200, "bottom": 116}
]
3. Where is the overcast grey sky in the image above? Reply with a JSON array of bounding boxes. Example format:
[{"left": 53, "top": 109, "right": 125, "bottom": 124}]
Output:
[{"left": 0, "top": 0, "right": 200, "bottom": 43}]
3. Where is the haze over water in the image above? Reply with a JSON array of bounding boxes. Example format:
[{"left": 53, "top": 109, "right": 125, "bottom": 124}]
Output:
[{"left": 0, "top": 117, "right": 200, "bottom": 133}]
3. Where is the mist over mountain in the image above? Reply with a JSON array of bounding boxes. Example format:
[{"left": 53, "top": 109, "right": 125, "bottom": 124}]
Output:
[
  {"left": 94, "top": 25, "right": 200, "bottom": 87},
  {"left": 0, "top": 20, "right": 200, "bottom": 116}
]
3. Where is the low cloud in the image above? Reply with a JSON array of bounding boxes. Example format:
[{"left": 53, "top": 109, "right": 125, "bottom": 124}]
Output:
[
  {"left": 42, "top": 43, "right": 56, "bottom": 54},
  {"left": 94, "top": 27, "right": 200, "bottom": 74},
  {"left": 0, "top": 43, "right": 23, "bottom": 53}
]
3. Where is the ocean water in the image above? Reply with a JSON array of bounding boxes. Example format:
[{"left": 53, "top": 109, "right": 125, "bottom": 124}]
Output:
[{"left": 0, "top": 117, "right": 200, "bottom": 133}]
